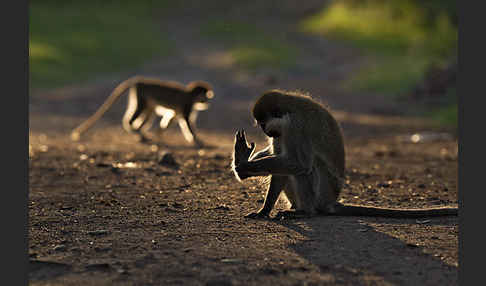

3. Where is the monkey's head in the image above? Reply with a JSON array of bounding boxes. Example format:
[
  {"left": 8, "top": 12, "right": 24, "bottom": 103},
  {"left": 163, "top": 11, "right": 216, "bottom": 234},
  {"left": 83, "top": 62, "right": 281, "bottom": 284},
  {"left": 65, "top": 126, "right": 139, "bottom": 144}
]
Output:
[
  {"left": 252, "top": 90, "right": 295, "bottom": 138},
  {"left": 187, "top": 81, "right": 214, "bottom": 111},
  {"left": 187, "top": 81, "right": 214, "bottom": 102}
]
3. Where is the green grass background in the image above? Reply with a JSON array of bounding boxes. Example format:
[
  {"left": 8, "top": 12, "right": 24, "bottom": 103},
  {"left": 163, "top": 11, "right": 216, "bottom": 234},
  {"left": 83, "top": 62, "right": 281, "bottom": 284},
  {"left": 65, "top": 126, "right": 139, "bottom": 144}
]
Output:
[
  {"left": 300, "top": 0, "right": 457, "bottom": 128},
  {"left": 200, "top": 20, "right": 298, "bottom": 70},
  {"left": 30, "top": 1, "right": 457, "bottom": 128},
  {"left": 29, "top": 1, "right": 171, "bottom": 89}
]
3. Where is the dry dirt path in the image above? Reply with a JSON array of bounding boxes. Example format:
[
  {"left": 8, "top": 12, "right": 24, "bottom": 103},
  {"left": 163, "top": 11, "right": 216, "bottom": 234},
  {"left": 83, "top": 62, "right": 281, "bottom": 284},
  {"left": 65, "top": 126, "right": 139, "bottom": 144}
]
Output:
[{"left": 29, "top": 1, "right": 458, "bottom": 285}]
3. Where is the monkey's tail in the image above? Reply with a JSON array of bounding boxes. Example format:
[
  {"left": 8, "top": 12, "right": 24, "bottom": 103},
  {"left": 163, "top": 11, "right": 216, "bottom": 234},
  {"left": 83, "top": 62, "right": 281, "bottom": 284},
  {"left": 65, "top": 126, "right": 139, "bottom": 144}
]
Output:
[
  {"left": 330, "top": 203, "right": 458, "bottom": 218},
  {"left": 70, "top": 77, "right": 140, "bottom": 141}
]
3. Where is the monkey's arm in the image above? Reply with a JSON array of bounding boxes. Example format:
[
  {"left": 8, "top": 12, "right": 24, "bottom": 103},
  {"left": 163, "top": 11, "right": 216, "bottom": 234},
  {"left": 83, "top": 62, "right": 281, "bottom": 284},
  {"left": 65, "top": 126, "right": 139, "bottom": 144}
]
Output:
[
  {"left": 235, "top": 155, "right": 309, "bottom": 178},
  {"left": 249, "top": 145, "right": 273, "bottom": 160},
  {"left": 185, "top": 113, "right": 204, "bottom": 147}
]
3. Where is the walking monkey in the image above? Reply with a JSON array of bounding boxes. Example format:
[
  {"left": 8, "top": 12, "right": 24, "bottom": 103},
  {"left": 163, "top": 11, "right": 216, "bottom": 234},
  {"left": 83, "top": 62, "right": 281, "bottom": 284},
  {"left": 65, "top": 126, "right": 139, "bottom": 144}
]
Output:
[
  {"left": 71, "top": 76, "right": 214, "bottom": 147},
  {"left": 232, "top": 90, "right": 458, "bottom": 219}
]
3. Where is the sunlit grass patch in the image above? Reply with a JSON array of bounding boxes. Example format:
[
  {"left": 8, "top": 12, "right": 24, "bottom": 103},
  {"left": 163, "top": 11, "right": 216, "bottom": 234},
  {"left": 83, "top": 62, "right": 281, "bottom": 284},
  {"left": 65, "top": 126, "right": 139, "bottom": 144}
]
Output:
[
  {"left": 346, "top": 55, "right": 430, "bottom": 95},
  {"left": 201, "top": 20, "right": 298, "bottom": 70},
  {"left": 30, "top": 1, "right": 172, "bottom": 89},
  {"left": 300, "top": 0, "right": 457, "bottom": 128},
  {"left": 301, "top": 1, "right": 457, "bottom": 57},
  {"left": 302, "top": 1, "right": 425, "bottom": 54},
  {"left": 29, "top": 43, "right": 65, "bottom": 62},
  {"left": 231, "top": 43, "right": 296, "bottom": 70},
  {"left": 300, "top": 0, "right": 457, "bottom": 94}
]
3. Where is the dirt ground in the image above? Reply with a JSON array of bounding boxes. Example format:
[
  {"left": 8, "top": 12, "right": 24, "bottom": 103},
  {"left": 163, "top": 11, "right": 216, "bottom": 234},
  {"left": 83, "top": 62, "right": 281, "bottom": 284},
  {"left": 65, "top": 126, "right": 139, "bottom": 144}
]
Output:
[{"left": 29, "top": 1, "right": 458, "bottom": 285}]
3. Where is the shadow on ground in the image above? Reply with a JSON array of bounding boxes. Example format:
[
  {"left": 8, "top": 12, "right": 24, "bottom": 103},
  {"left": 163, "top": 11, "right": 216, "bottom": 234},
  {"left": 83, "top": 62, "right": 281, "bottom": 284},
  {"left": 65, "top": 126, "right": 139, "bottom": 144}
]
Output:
[{"left": 276, "top": 216, "right": 457, "bottom": 285}]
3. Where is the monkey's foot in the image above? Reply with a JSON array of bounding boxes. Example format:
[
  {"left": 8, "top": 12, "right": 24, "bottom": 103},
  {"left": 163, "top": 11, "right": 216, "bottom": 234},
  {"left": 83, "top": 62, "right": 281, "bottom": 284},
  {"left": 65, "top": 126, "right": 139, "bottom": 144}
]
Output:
[
  {"left": 274, "top": 210, "right": 312, "bottom": 220},
  {"left": 194, "top": 140, "right": 205, "bottom": 149},
  {"left": 244, "top": 211, "right": 270, "bottom": 219}
]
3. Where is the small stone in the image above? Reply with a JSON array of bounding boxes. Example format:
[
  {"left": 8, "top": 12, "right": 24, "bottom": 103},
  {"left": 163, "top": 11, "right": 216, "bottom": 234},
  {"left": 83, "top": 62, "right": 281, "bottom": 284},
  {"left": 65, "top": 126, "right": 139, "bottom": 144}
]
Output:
[
  {"left": 85, "top": 263, "right": 111, "bottom": 272},
  {"left": 416, "top": 219, "right": 431, "bottom": 224},
  {"left": 213, "top": 205, "right": 230, "bottom": 211},
  {"left": 94, "top": 246, "right": 112, "bottom": 252},
  {"left": 172, "top": 202, "right": 184, "bottom": 209},
  {"left": 157, "top": 171, "right": 172, "bottom": 176},
  {"left": 53, "top": 244, "right": 66, "bottom": 251},
  {"left": 388, "top": 150, "right": 399, "bottom": 157},
  {"left": 87, "top": 230, "right": 110, "bottom": 236},
  {"left": 111, "top": 166, "right": 121, "bottom": 174},
  {"left": 374, "top": 151, "right": 385, "bottom": 157},
  {"left": 96, "top": 163, "right": 111, "bottom": 168},
  {"left": 377, "top": 183, "right": 391, "bottom": 188},
  {"left": 158, "top": 152, "right": 179, "bottom": 168}
]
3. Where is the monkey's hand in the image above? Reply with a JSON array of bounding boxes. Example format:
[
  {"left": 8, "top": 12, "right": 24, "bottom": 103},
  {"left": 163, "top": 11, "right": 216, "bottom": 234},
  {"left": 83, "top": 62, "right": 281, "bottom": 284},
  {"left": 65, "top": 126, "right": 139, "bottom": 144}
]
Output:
[{"left": 233, "top": 129, "right": 255, "bottom": 166}]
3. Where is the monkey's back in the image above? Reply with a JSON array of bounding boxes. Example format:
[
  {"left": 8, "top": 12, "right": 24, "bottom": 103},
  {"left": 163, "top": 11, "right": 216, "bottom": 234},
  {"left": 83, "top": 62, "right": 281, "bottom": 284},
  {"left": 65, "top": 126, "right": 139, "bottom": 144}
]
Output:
[
  {"left": 135, "top": 80, "right": 194, "bottom": 113},
  {"left": 255, "top": 90, "right": 346, "bottom": 191}
]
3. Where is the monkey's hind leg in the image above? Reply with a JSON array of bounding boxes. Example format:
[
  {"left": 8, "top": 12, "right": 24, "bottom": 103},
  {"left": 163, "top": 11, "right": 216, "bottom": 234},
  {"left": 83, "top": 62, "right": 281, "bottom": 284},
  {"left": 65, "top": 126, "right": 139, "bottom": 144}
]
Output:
[
  {"left": 125, "top": 109, "right": 153, "bottom": 142},
  {"left": 246, "top": 175, "right": 288, "bottom": 219},
  {"left": 275, "top": 173, "right": 319, "bottom": 220},
  {"left": 121, "top": 93, "right": 153, "bottom": 142},
  {"left": 315, "top": 166, "right": 342, "bottom": 215},
  {"left": 137, "top": 111, "right": 157, "bottom": 143},
  {"left": 122, "top": 87, "right": 145, "bottom": 134}
]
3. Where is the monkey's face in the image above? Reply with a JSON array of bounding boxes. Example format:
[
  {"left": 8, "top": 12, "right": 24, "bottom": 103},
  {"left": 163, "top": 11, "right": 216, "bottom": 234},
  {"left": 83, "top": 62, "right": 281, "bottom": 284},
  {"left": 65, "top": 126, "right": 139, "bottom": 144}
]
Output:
[
  {"left": 205, "top": 90, "right": 214, "bottom": 100},
  {"left": 194, "top": 89, "right": 214, "bottom": 103},
  {"left": 192, "top": 89, "right": 214, "bottom": 111},
  {"left": 253, "top": 92, "right": 292, "bottom": 138},
  {"left": 257, "top": 111, "right": 289, "bottom": 138}
]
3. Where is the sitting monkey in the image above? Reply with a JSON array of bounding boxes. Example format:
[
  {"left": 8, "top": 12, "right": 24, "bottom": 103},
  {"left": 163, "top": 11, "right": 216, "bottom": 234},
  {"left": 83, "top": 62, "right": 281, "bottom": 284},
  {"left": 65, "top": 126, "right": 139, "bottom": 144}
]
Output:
[{"left": 232, "top": 90, "right": 458, "bottom": 219}]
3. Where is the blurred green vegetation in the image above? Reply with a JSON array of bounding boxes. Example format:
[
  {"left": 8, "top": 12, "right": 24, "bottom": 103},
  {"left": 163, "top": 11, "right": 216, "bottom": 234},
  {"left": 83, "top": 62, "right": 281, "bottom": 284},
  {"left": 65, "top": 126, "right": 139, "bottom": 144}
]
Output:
[
  {"left": 302, "top": 0, "right": 457, "bottom": 58},
  {"left": 347, "top": 55, "right": 430, "bottom": 94},
  {"left": 430, "top": 104, "right": 457, "bottom": 129},
  {"left": 201, "top": 20, "right": 298, "bottom": 70},
  {"left": 29, "top": 1, "right": 171, "bottom": 89},
  {"left": 301, "top": 0, "right": 457, "bottom": 128},
  {"left": 428, "top": 87, "right": 457, "bottom": 129}
]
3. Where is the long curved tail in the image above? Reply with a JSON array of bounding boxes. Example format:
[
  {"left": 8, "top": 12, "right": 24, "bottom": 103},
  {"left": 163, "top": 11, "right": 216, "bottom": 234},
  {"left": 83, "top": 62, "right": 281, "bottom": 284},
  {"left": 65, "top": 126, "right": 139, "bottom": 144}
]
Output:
[
  {"left": 70, "top": 77, "right": 140, "bottom": 141},
  {"left": 330, "top": 203, "right": 458, "bottom": 218}
]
